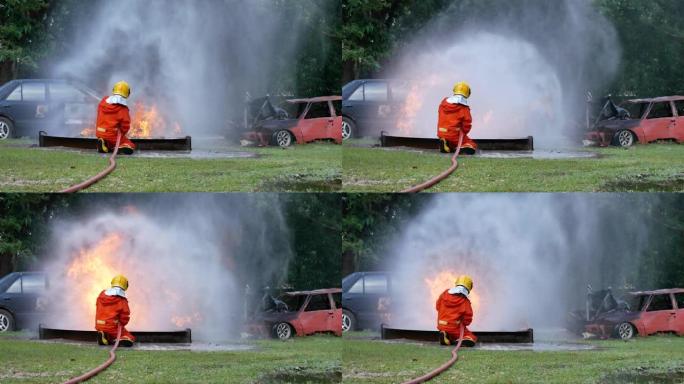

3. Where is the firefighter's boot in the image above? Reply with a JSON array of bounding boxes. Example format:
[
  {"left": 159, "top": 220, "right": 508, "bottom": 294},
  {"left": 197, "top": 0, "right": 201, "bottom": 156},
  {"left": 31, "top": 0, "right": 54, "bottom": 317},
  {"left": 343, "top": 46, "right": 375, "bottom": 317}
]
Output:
[
  {"left": 97, "top": 331, "right": 109, "bottom": 346},
  {"left": 97, "top": 138, "right": 109, "bottom": 154},
  {"left": 119, "top": 147, "right": 134, "bottom": 155},
  {"left": 439, "top": 138, "right": 453, "bottom": 154},
  {"left": 118, "top": 339, "right": 134, "bottom": 347},
  {"left": 461, "top": 338, "right": 476, "bottom": 347},
  {"left": 459, "top": 147, "right": 476, "bottom": 155},
  {"left": 439, "top": 331, "right": 452, "bottom": 346}
]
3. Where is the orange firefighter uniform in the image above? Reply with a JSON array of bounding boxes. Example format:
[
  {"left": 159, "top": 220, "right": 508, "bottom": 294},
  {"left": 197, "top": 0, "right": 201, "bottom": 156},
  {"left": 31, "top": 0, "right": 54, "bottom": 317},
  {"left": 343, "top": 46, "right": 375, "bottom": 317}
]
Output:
[
  {"left": 437, "top": 98, "right": 477, "bottom": 154},
  {"left": 436, "top": 288, "right": 477, "bottom": 346},
  {"left": 96, "top": 96, "right": 135, "bottom": 154},
  {"left": 95, "top": 289, "right": 135, "bottom": 344}
]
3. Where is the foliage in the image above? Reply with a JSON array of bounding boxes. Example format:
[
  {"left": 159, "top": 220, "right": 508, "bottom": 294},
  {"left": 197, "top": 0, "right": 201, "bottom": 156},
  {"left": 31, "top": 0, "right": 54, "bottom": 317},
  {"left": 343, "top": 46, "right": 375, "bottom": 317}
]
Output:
[{"left": 0, "top": 0, "right": 50, "bottom": 80}]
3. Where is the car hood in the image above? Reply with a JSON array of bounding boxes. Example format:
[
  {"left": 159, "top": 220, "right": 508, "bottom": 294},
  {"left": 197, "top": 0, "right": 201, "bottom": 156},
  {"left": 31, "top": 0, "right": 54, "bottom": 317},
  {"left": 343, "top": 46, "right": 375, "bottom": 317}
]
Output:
[
  {"left": 594, "top": 118, "right": 641, "bottom": 131},
  {"left": 593, "top": 309, "right": 640, "bottom": 324}
]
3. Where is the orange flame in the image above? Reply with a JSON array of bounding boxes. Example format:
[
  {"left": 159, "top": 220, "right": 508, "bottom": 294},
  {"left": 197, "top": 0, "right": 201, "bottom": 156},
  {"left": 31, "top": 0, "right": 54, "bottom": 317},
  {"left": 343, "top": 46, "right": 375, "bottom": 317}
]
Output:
[
  {"left": 397, "top": 83, "right": 424, "bottom": 135},
  {"left": 63, "top": 232, "right": 198, "bottom": 330},
  {"left": 424, "top": 270, "right": 481, "bottom": 319}
]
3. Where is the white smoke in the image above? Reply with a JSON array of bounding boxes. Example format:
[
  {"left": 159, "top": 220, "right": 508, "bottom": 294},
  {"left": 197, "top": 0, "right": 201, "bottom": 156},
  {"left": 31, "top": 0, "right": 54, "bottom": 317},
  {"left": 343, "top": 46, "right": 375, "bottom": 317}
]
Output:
[
  {"left": 53, "top": 0, "right": 310, "bottom": 136},
  {"left": 387, "top": 0, "right": 620, "bottom": 147},
  {"left": 387, "top": 194, "right": 650, "bottom": 331},
  {"left": 42, "top": 194, "right": 292, "bottom": 341}
]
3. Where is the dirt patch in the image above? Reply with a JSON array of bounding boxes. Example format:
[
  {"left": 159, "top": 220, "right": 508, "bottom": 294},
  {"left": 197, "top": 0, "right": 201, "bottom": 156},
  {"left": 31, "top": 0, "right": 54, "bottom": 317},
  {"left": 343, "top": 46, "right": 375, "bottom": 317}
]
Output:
[
  {"left": 255, "top": 368, "right": 341, "bottom": 384},
  {"left": 600, "top": 367, "right": 684, "bottom": 384},
  {"left": 259, "top": 176, "right": 341, "bottom": 192},
  {"left": 600, "top": 173, "right": 684, "bottom": 192}
]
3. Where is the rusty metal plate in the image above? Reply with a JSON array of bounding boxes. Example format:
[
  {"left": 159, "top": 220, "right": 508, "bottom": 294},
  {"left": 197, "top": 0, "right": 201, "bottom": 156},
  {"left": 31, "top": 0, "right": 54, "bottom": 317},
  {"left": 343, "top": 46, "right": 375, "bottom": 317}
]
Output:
[
  {"left": 380, "top": 132, "right": 534, "bottom": 151},
  {"left": 38, "top": 131, "right": 192, "bottom": 151},
  {"left": 38, "top": 325, "right": 192, "bottom": 343},
  {"left": 380, "top": 325, "right": 534, "bottom": 343}
]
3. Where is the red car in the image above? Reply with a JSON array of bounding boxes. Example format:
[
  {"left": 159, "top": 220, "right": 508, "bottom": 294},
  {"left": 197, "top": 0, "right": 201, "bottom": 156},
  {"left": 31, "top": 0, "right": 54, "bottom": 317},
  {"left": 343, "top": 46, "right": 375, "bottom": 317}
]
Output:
[
  {"left": 585, "top": 96, "right": 684, "bottom": 147},
  {"left": 583, "top": 288, "right": 684, "bottom": 340},
  {"left": 256, "top": 288, "right": 342, "bottom": 340},
  {"left": 241, "top": 96, "right": 342, "bottom": 147}
]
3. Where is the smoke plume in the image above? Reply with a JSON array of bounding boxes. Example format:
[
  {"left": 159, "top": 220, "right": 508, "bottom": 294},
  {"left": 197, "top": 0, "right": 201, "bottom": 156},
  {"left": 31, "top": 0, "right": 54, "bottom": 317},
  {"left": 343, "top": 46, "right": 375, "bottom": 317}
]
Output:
[{"left": 387, "top": 0, "right": 620, "bottom": 147}]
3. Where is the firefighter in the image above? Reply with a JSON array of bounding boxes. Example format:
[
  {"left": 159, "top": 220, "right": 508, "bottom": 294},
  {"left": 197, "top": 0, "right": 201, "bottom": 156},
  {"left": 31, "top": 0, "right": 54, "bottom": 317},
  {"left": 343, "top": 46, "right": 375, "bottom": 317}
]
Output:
[
  {"left": 437, "top": 82, "right": 477, "bottom": 155},
  {"left": 96, "top": 81, "right": 135, "bottom": 155},
  {"left": 436, "top": 275, "right": 477, "bottom": 347},
  {"left": 95, "top": 274, "right": 135, "bottom": 347}
]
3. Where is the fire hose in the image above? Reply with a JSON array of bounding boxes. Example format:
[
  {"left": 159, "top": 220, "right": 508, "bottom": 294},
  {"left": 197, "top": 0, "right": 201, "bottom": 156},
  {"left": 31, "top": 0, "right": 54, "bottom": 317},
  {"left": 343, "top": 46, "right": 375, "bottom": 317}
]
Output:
[
  {"left": 62, "top": 326, "right": 123, "bottom": 384},
  {"left": 401, "top": 324, "right": 466, "bottom": 384},
  {"left": 59, "top": 131, "right": 122, "bottom": 193},
  {"left": 401, "top": 132, "right": 464, "bottom": 193}
]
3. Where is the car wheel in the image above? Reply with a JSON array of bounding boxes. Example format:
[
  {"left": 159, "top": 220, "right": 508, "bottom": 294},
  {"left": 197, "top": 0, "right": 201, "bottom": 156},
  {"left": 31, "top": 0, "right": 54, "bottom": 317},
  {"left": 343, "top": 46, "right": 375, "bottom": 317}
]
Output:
[
  {"left": 0, "top": 117, "right": 13, "bottom": 140},
  {"left": 0, "top": 309, "right": 15, "bottom": 332},
  {"left": 342, "top": 117, "right": 355, "bottom": 140},
  {"left": 616, "top": 322, "right": 635, "bottom": 340},
  {"left": 613, "top": 129, "right": 636, "bottom": 148},
  {"left": 273, "top": 130, "right": 293, "bottom": 147},
  {"left": 342, "top": 310, "right": 356, "bottom": 333},
  {"left": 273, "top": 322, "right": 293, "bottom": 340}
]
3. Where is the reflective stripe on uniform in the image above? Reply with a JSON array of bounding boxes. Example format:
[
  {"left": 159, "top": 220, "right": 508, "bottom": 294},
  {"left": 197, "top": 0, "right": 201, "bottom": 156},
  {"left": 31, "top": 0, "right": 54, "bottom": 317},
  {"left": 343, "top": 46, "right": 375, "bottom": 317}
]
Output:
[
  {"left": 97, "top": 127, "right": 107, "bottom": 132},
  {"left": 96, "top": 320, "right": 106, "bottom": 325}
]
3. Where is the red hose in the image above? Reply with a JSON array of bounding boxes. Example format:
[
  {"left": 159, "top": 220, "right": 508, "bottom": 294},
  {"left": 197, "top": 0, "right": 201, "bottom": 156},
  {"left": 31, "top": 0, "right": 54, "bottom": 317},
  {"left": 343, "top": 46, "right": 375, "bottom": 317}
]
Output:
[
  {"left": 59, "top": 131, "right": 122, "bottom": 193},
  {"left": 402, "top": 324, "right": 466, "bottom": 384},
  {"left": 62, "top": 326, "right": 123, "bottom": 384},
  {"left": 401, "top": 132, "right": 464, "bottom": 193}
]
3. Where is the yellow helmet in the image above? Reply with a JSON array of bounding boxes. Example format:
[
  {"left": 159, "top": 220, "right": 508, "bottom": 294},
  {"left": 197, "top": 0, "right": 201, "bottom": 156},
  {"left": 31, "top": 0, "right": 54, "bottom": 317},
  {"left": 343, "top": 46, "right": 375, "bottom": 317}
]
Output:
[
  {"left": 111, "top": 274, "right": 129, "bottom": 291},
  {"left": 453, "top": 82, "right": 471, "bottom": 98},
  {"left": 112, "top": 81, "right": 131, "bottom": 99},
  {"left": 454, "top": 275, "right": 473, "bottom": 292}
]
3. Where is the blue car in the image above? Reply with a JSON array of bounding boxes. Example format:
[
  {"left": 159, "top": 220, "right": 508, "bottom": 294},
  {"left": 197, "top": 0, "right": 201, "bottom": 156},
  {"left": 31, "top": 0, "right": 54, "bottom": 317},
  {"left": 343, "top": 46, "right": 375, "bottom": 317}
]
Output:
[
  {"left": 0, "top": 79, "right": 100, "bottom": 140},
  {"left": 342, "top": 79, "right": 411, "bottom": 139},
  {"left": 342, "top": 271, "right": 392, "bottom": 332},
  {"left": 0, "top": 272, "right": 48, "bottom": 332}
]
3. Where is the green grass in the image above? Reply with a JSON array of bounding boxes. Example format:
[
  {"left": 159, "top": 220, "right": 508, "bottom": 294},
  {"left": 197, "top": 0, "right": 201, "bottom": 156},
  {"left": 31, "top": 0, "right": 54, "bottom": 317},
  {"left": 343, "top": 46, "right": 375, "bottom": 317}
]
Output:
[
  {"left": 342, "top": 141, "right": 684, "bottom": 192},
  {"left": 0, "top": 332, "right": 341, "bottom": 383},
  {"left": 343, "top": 333, "right": 684, "bottom": 383},
  {"left": 0, "top": 139, "right": 341, "bottom": 192}
]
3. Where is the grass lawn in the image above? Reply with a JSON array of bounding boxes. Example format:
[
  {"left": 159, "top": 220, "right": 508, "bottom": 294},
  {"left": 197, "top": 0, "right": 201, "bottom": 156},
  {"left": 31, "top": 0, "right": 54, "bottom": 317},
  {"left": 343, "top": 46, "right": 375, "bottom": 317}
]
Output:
[
  {"left": 343, "top": 332, "right": 684, "bottom": 383},
  {"left": 0, "top": 139, "right": 341, "bottom": 192},
  {"left": 0, "top": 332, "right": 341, "bottom": 383},
  {"left": 342, "top": 141, "right": 684, "bottom": 192}
]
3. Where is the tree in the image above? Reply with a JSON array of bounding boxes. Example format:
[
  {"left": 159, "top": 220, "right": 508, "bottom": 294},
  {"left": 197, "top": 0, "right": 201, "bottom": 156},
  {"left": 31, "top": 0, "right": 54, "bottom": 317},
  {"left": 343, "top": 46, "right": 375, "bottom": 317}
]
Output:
[{"left": 0, "top": 0, "right": 51, "bottom": 82}]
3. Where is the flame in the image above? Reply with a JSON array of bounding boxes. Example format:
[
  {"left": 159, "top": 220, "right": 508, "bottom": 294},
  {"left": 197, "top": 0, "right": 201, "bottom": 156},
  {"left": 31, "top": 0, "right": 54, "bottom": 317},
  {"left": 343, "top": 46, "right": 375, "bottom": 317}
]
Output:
[
  {"left": 63, "top": 232, "right": 198, "bottom": 330},
  {"left": 397, "top": 83, "right": 425, "bottom": 135},
  {"left": 424, "top": 270, "right": 481, "bottom": 318},
  {"left": 80, "top": 99, "right": 182, "bottom": 138}
]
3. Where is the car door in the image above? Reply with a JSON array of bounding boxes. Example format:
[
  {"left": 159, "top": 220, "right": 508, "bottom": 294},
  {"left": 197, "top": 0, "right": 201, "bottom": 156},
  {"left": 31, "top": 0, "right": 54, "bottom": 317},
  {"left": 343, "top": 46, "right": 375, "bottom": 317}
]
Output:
[
  {"left": 356, "top": 273, "right": 390, "bottom": 328},
  {"left": 672, "top": 101, "right": 684, "bottom": 142},
  {"left": 297, "top": 101, "right": 333, "bottom": 142},
  {"left": 0, "top": 275, "right": 35, "bottom": 324},
  {"left": 345, "top": 81, "right": 391, "bottom": 136},
  {"left": 674, "top": 292, "right": 684, "bottom": 335},
  {"left": 330, "top": 292, "right": 343, "bottom": 335},
  {"left": 9, "top": 82, "right": 50, "bottom": 136},
  {"left": 641, "top": 101, "right": 675, "bottom": 142},
  {"left": 298, "top": 293, "right": 333, "bottom": 334},
  {"left": 640, "top": 293, "right": 677, "bottom": 335}
]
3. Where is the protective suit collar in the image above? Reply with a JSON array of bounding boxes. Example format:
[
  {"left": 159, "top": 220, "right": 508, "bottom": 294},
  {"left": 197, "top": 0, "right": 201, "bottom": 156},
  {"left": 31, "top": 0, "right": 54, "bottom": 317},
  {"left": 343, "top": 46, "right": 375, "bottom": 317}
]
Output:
[
  {"left": 448, "top": 285, "right": 470, "bottom": 298},
  {"left": 106, "top": 95, "right": 128, "bottom": 107},
  {"left": 446, "top": 95, "right": 469, "bottom": 106},
  {"left": 105, "top": 287, "right": 126, "bottom": 298}
]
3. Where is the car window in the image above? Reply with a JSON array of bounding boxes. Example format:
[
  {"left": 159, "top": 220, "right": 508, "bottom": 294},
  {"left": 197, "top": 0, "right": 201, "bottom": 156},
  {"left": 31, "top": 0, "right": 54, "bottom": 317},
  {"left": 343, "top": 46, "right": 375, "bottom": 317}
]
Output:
[
  {"left": 22, "top": 274, "right": 46, "bottom": 293},
  {"left": 622, "top": 102, "right": 648, "bottom": 119},
  {"left": 305, "top": 294, "right": 332, "bottom": 311},
  {"left": 305, "top": 102, "right": 331, "bottom": 119},
  {"left": 675, "top": 293, "right": 684, "bottom": 309},
  {"left": 49, "top": 83, "right": 88, "bottom": 103},
  {"left": 348, "top": 85, "right": 363, "bottom": 101},
  {"left": 626, "top": 294, "right": 648, "bottom": 311},
  {"left": 364, "top": 274, "right": 388, "bottom": 294},
  {"left": 6, "top": 85, "right": 22, "bottom": 101},
  {"left": 647, "top": 294, "right": 673, "bottom": 311},
  {"left": 21, "top": 82, "right": 46, "bottom": 102},
  {"left": 364, "top": 82, "right": 388, "bottom": 102},
  {"left": 647, "top": 102, "right": 673, "bottom": 119},
  {"left": 347, "top": 278, "right": 363, "bottom": 294},
  {"left": 332, "top": 292, "right": 341, "bottom": 309},
  {"left": 6, "top": 277, "right": 21, "bottom": 293},
  {"left": 674, "top": 101, "right": 684, "bottom": 117},
  {"left": 332, "top": 100, "right": 341, "bottom": 116}
]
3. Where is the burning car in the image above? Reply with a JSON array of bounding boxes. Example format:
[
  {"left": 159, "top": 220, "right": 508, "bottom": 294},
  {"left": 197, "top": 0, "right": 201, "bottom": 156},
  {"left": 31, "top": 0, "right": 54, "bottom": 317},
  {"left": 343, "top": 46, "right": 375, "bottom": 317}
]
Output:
[
  {"left": 240, "top": 96, "right": 342, "bottom": 147},
  {"left": 0, "top": 272, "right": 48, "bottom": 332},
  {"left": 584, "top": 96, "right": 684, "bottom": 147},
  {"left": 255, "top": 288, "right": 342, "bottom": 340},
  {"left": 0, "top": 79, "right": 99, "bottom": 139},
  {"left": 568, "top": 287, "right": 684, "bottom": 340}
]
